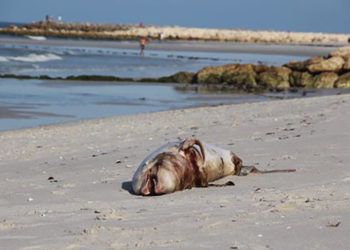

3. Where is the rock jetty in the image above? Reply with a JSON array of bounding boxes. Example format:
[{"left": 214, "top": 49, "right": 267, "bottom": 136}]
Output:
[
  {"left": 1, "top": 21, "right": 349, "bottom": 45},
  {"left": 164, "top": 46, "right": 350, "bottom": 90}
]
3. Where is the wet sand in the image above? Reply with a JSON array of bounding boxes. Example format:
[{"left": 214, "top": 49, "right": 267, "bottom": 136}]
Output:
[{"left": 0, "top": 94, "right": 349, "bottom": 249}]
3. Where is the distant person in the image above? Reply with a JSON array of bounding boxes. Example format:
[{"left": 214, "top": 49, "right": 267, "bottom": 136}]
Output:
[
  {"left": 139, "top": 22, "right": 144, "bottom": 28},
  {"left": 45, "top": 15, "right": 51, "bottom": 23},
  {"left": 139, "top": 36, "right": 147, "bottom": 56}
]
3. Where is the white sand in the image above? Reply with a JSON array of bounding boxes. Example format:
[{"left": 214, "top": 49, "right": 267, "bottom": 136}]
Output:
[{"left": 0, "top": 94, "right": 349, "bottom": 249}]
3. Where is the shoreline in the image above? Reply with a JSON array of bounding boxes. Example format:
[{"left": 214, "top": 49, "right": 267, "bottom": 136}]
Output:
[
  {"left": 1, "top": 85, "right": 350, "bottom": 133},
  {"left": 0, "top": 36, "right": 339, "bottom": 57},
  {"left": 0, "top": 94, "right": 349, "bottom": 249}
]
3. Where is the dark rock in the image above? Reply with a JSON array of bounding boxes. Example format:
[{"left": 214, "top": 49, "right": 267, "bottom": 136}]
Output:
[
  {"left": 65, "top": 75, "right": 132, "bottom": 82},
  {"left": 138, "top": 77, "right": 160, "bottom": 83}
]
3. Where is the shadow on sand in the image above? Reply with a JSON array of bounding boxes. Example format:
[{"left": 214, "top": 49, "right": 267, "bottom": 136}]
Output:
[{"left": 121, "top": 181, "right": 136, "bottom": 195}]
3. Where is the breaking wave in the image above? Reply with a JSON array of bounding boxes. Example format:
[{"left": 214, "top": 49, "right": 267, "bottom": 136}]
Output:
[
  {"left": 3, "top": 53, "right": 62, "bottom": 63},
  {"left": 26, "top": 36, "right": 47, "bottom": 41},
  {"left": 0, "top": 56, "right": 9, "bottom": 62}
]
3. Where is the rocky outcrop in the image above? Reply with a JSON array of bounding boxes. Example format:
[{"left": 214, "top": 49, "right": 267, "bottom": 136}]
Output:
[
  {"left": 195, "top": 66, "right": 225, "bottom": 84},
  {"left": 330, "top": 46, "right": 350, "bottom": 58},
  {"left": 258, "top": 67, "right": 291, "bottom": 90},
  {"left": 335, "top": 72, "right": 350, "bottom": 88},
  {"left": 290, "top": 71, "right": 314, "bottom": 88},
  {"left": 344, "top": 58, "right": 350, "bottom": 71},
  {"left": 158, "top": 71, "right": 194, "bottom": 84},
  {"left": 307, "top": 56, "right": 344, "bottom": 73},
  {"left": 284, "top": 60, "right": 308, "bottom": 71},
  {"left": 185, "top": 47, "right": 350, "bottom": 90},
  {"left": 221, "top": 64, "right": 257, "bottom": 90},
  {"left": 311, "top": 72, "right": 338, "bottom": 88}
]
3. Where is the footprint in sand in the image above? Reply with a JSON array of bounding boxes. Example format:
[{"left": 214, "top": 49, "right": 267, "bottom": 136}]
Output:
[
  {"left": 95, "top": 208, "right": 125, "bottom": 221},
  {"left": 0, "top": 219, "right": 16, "bottom": 231}
]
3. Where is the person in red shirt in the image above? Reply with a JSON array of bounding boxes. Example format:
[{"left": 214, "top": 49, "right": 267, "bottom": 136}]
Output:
[{"left": 139, "top": 37, "right": 147, "bottom": 56}]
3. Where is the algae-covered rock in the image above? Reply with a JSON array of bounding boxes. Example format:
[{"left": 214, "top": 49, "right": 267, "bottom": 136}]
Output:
[
  {"left": 291, "top": 72, "right": 338, "bottom": 88},
  {"left": 290, "top": 71, "right": 314, "bottom": 88},
  {"left": 258, "top": 67, "right": 291, "bottom": 90},
  {"left": 221, "top": 64, "right": 257, "bottom": 89},
  {"left": 65, "top": 75, "right": 132, "bottom": 81},
  {"left": 330, "top": 46, "right": 350, "bottom": 58},
  {"left": 158, "top": 71, "right": 194, "bottom": 83},
  {"left": 172, "top": 71, "right": 195, "bottom": 83},
  {"left": 335, "top": 72, "right": 350, "bottom": 88},
  {"left": 312, "top": 72, "right": 338, "bottom": 88},
  {"left": 343, "top": 57, "right": 350, "bottom": 71},
  {"left": 307, "top": 56, "right": 324, "bottom": 65},
  {"left": 307, "top": 56, "right": 344, "bottom": 73},
  {"left": 284, "top": 60, "right": 308, "bottom": 71},
  {"left": 253, "top": 64, "right": 270, "bottom": 73},
  {"left": 194, "top": 66, "right": 222, "bottom": 84},
  {"left": 195, "top": 64, "right": 237, "bottom": 84}
]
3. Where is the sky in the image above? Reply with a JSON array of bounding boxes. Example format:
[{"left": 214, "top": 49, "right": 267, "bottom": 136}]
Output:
[{"left": 1, "top": 0, "right": 349, "bottom": 33}]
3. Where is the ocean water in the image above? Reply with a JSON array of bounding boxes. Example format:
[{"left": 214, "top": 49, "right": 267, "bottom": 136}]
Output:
[
  {"left": 0, "top": 37, "right": 308, "bottom": 78},
  {"left": 0, "top": 36, "right": 338, "bottom": 131},
  {"left": 1, "top": 77, "right": 349, "bottom": 132},
  {"left": 0, "top": 78, "right": 272, "bottom": 131}
]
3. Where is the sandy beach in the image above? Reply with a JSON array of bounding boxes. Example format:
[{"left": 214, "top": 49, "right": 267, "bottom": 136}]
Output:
[{"left": 0, "top": 94, "right": 349, "bottom": 249}]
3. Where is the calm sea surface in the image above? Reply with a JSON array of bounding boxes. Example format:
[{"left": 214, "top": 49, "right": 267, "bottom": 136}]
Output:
[{"left": 0, "top": 78, "right": 272, "bottom": 131}]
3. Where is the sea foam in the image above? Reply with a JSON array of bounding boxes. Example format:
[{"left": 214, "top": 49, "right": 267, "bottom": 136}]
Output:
[
  {"left": 6, "top": 53, "right": 62, "bottom": 63},
  {"left": 0, "top": 56, "right": 9, "bottom": 62},
  {"left": 26, "top": 36, "right": 47, "bottom": 41}
]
